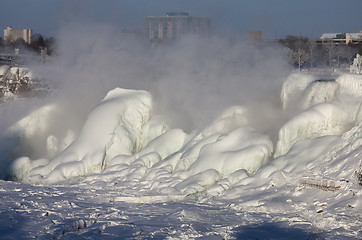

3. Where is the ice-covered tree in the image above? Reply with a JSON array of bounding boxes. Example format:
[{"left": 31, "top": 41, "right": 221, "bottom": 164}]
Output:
[
  {"left": 291, "top": 48, "right": 308, "bottom": 71},
  {"left": 350, "top": 54, "right": 362, "bottom": 74},
  {"left": 323, "top": 43, "right": 338, "bottom": 67},
  {"left": 284, "top": 37, "right": 309, "bottom": 71},
  {"left": 305, "top": 40, "right": 319, "bottom": 68},
  {"left": 342, "top": 45, "right": 358, "bottom": 65}
]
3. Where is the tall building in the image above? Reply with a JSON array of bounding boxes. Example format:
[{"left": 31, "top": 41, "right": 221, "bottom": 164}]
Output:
[
  {"left": 4, "top": 26, "right": 33, "bottom": 44},
  {"left": 145, "top": 12, "right": 210, "bottom": 42},
  {"left": 249, "top": 31, "right": 262, "bottom": 42}
]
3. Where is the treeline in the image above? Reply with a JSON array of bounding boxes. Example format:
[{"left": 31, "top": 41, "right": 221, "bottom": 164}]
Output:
[
  {"left": 0, "top": 34, "right": 55, "bottom": 55},
  {"left": 278, "top": 36, "right": 362, "bottom": 70}
]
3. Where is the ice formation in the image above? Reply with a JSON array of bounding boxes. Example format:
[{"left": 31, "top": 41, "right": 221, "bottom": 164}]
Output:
[
  {"left": 6, "top": 72, "right": 362, "bottom": 202},
  {"left": 300, "top": 79, "right": 339, "bottom": 110},
  {"left": 275, "top": 102, "right": 349, "bottom": 157},
  {"left": 9, "top": 88, "right": 154, "bottom": 183},
  {"left": 8, "top": 88, "right": 274, "bottom": 192},
  {"left": 275, "top": 73, "right": 362, "bottom": 157},
  {"left": 280, "top": 72, "right": 317, "bottom": 111}
]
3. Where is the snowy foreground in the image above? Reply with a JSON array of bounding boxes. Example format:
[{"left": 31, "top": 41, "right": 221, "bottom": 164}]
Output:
[{"left": 0, "top": 72, "right": 362, "bottom": 239}]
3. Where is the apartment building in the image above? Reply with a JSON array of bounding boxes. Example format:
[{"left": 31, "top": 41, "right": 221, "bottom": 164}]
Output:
[
  {"left": 4, "top": 26, "right": 33, "bottom": 44},
  {"left": 145, "top": 12, "right": 210, "bottom": 42}
]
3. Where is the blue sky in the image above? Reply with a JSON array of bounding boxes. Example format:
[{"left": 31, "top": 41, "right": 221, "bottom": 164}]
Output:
[{"left": 1, "top": 0, "right": 362, "bottom": 39}]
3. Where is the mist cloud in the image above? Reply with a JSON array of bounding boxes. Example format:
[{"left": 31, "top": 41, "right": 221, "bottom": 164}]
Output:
[
  {"left": 0, "top": 20, "right": 289, "bottom": 178},
  {"left": 40, "top": 21, "right": 288, "bottom": 129}
]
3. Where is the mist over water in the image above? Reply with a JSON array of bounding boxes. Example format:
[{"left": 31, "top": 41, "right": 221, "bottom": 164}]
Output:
[
  {"left": 51, "top": 22, "right": 288, "bottom": 127},
  {"left": 0, "top": 21, "right": 289, "bottom": 179}
]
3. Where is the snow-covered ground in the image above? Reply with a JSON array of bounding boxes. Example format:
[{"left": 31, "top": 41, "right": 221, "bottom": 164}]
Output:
[{"left": 0, "top": 30, "right": 361, "bottom": 239}]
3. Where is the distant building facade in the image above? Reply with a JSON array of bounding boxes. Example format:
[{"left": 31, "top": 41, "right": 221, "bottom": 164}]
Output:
[
  {"left": 249, "top": 31, "right": 262, "bottom": 42},
  {"left": 319, "top": 31, "right": 362, "bottom": 45},
  {"left": 4, "top": 26, "right": 32, "bottom": 44},
  {"left": 145, "top": 12, "right": 210, "bottom": 42}
]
